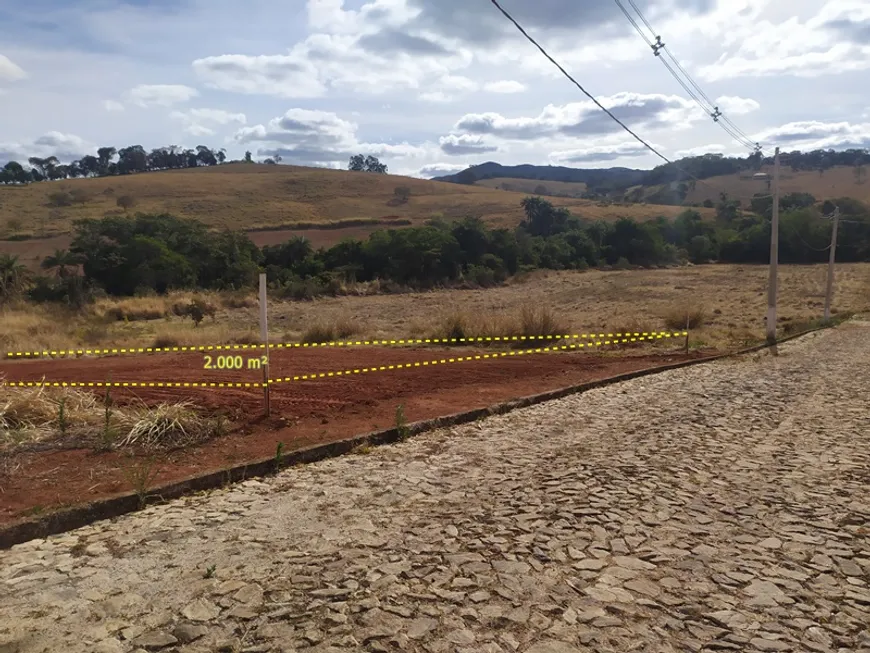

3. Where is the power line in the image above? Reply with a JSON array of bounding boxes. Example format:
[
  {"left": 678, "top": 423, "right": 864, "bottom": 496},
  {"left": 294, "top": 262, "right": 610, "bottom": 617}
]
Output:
[
  {"left": 488, "top": 0, "right": 772, "bottom": 205},
  {"left": 614, "top": 0, "right": 762, "bottom": 154}
]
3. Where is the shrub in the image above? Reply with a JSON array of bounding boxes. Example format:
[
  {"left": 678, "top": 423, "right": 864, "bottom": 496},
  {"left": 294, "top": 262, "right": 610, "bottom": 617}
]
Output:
[
  {"left": 47, "top": 191, "right": 73, "bottom": 208},
  {"left": 116, "top": 195, "right": 136, "bottom": 212},
  {"left": 300, "top": 315, "right": 361, "bottom": 343},
  {"left": 394, "top": 186, "right": 411, "bottom": 203},
  {"left": 663, "top": 305, "right": 707, "bottom": 330},
  {"left": 515, "top": 305, "right": 568, "bottom": 347}
]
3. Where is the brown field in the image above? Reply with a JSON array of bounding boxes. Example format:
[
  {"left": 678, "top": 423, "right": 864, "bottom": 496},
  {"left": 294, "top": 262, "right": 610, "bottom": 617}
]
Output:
[
  {"left": 0, "top": 163, "right": 715, "bottom": 242},
  {"left": 681, "top": 164, "right": 869, "bottom": 205},
  {"left": 475, "top": 176, "right": 588, "bottom": 197},
  {"left": 2, "top": 263, "right": 867, "bottom": 357}
]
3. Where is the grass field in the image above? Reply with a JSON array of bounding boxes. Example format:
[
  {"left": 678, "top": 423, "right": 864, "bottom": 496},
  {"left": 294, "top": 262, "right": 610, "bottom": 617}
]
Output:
[
  {"left": 680, "top": 165, "right": 869, "bottom": 205},
  {"left": 2, "top": 263, "right": 867, "bottom": 356},
  {"left": 0, "top": 163, "right": 715, "bottom": 241}
]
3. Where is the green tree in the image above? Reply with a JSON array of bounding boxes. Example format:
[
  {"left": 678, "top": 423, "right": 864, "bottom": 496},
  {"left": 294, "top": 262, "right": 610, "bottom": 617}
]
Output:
[
  {"left": 0, "top": 254, "right": 29, "bottom": 303},
  {"left": 41, "top": 249, "right": 84, "bottom": 279}
]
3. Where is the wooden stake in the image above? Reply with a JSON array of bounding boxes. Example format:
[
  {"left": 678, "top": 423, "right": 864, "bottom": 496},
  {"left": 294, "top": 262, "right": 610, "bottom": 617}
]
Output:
[{"left": 259, "top": 273, "right": 271, "bottom": 417}]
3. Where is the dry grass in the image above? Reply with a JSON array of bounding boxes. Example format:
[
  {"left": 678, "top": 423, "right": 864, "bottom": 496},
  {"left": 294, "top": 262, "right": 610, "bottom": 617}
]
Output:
[
  {"left": 0, "top": 163, "right": 717, "bottom": 241},
  {"left": 0, "top": 382, "right": 225, "bottom": 453},
  {"left": 0, "top": 264, "right": 868, "bottom": 356},
  {"left": 428, "top": 305, "right": 570, "bottom": 347},
  {"left": 300, "top": 314, "right": 362, "bottom": 344},
  {"left": 679, "top": 165, "right": 870, "bottom": 206},
  {"left": 662, "top": 304, "right": 708, "bottom": 330},
  {"left": 475, "top": 177, "right": 589, "bottom": 197}
]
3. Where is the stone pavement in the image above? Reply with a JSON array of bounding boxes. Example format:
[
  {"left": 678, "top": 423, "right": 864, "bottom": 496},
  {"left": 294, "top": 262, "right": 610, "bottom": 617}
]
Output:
[{"left": 1, "top": 322, "right": 869, "bottom": 653}]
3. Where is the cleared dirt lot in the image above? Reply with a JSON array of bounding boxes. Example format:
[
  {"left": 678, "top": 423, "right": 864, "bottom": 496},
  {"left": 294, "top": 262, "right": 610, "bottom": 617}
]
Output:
[{"left": 0, "top": 344, "right": 703, "bottom": 526}]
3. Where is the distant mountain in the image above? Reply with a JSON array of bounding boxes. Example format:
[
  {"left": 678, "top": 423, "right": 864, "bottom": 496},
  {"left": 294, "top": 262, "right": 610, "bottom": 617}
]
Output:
[{"left": 433, "top": 162, "right": 647, "bottom": 189}]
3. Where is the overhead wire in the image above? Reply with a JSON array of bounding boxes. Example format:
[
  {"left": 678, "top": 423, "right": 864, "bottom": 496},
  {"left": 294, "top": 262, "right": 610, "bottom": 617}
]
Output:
[
  {"left": 488, "top": 0, "right": 774, "bottom": 205},
  {"left": 614, "top": 0, "right": 761, "bottom": 154}
]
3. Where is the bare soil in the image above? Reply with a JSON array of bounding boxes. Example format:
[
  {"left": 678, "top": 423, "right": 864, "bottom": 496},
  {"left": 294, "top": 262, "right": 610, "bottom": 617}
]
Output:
[{"left": 0, "top": 345, "right": 710, "bottom": 526}]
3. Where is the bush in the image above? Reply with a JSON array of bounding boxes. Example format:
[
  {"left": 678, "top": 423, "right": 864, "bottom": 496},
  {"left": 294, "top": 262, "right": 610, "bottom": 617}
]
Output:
[
  {"left": 393, "top": 186, "right": 411, "bottom": 203},
  {"left": 613, "top": 256, "right": 632, "bottom": 270},
  {"left": 663, "top": 305, "right": 707, "bottom": 330},
  {"left": 47, "top": 191, "right": 73, "bottom": 208},
  {"left": 300, "top": 315, "right": 361, "bottom": 344},
  {"left": 116, "top": 195, "right": 136, "bottom": 211}
]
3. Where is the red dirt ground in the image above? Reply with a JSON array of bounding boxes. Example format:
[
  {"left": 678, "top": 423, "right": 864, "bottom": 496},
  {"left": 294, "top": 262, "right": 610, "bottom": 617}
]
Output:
[{"left": 0, "top": 345, "right": 712, "bottom": 526}]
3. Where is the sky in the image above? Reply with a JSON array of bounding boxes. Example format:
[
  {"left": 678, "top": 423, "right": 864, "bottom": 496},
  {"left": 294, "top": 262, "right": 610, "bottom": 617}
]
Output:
[{"left": 1, "top": 0, "right": 869, "bottom": 178}]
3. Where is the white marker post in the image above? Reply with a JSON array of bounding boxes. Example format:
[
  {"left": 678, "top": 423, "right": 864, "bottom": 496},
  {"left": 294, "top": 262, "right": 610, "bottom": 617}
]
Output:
[{"left": 259, "top": 273, "right": 271, "bottom": 416}]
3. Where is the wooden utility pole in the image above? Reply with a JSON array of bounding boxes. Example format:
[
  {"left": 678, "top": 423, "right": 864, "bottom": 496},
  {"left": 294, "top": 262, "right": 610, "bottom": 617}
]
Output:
[
  {"left": 823, "top": 206, "right": 840, "bottom": 322},
  {"left": 259, "top": 273, "right": 271, "bottom": 416},
  {"left": 766, "top": 146, "right": 781, "bottom": 347}
]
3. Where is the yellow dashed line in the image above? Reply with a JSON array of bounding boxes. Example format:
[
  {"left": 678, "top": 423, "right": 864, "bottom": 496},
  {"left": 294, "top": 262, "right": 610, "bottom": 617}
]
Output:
[{"left": 4, "top": 331, "right": 686, "bottom": 359}]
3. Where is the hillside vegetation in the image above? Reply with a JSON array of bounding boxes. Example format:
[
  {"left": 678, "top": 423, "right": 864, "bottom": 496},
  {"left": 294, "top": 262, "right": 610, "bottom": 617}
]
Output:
[
  {"left": 0, "top": 164, "right": 711, "bottom": 239},
  {"left": 475, "top": 177, "right": 588, "bottom": 197}
]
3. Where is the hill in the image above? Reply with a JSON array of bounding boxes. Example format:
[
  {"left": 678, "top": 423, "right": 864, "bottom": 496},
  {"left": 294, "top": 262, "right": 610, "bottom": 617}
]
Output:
[
  {"left": 435, "top": 161, "right": 645, "bottom": 189},
  {"left": 0, "top": 163, "right": 713, "bottom": 242},
  {"left": 474, "top": 177, "right": 589, "bottom": 197},
  {"left": 678, "top": 165, "right": 870, "bottom": 205}
]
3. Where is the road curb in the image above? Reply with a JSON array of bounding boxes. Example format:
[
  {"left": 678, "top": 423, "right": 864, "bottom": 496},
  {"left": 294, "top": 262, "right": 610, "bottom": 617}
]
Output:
[{"left": 0, "top": 325, "right": 830, "bottom": 550}]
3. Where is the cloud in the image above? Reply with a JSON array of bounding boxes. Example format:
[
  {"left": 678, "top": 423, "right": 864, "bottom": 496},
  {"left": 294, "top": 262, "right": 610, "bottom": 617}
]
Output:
[
  {"left": 0, "top": 131, "right": 93, "bottom": 164},
  {"left": 193, "top": 16, "right": 473, "bottom": 99},
  {"left": 483, "top": 80, "right": 526, "bottom": 94},
  {"left": 0, "top": 54, "right": 26, "bottom": 82},
  {"left": 415, "top": 163, "right": 468, "bottom": 178},
  {"left": 549, "top": 142, "right": 652, "bottom": 164},
  {"left": 439, "top": 134, "right": 499, "bottom": 156},
  {"left": 103, "top": 100, "right": 124, "bottom": 112},
  {"left": 170, "top": 107, "right": 247, "bottom": 137},
  {"left": 419, "top": 74, "right": 478, "bottom": 102},
  {"left": 674, "top": 144, "right": 730, "bottom": 158},
  {"left": 192, "top": 54, "right": 326, "bottom": 98},
  {"left": 404, "top": 0, "right": 717, "bottom": 47},
  {"left": 454, "top": 93, "right": 704, "bottom": 141},
  {"left": 234, "top": 108, "right": 427, "bottom": 166},
  {"left": 700, "top": 1, "right": 870, "bottom": 80},
  {"left": 714, "top": 96, "right": 760, "bottom": 115},
  {"left": 753, "top": 120, "right": 870, "bottom": 150},
  {"left": 125, "top": 84, "right": 199, "bottom": 108}
]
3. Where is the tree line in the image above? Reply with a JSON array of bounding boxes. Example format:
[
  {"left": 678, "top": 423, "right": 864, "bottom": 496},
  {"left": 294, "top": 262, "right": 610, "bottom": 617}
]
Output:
[
  {"left": 2, "top": 193, "right": 868, "bottom": 307},
  {"left": 0, "top": 146, "right": 392, "bottom": 186}
]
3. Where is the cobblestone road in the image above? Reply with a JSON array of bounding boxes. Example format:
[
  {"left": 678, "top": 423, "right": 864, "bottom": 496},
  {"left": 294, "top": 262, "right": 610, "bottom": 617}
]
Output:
[{"left": 2, "top": 322, "right": 869, "bottom": 653}]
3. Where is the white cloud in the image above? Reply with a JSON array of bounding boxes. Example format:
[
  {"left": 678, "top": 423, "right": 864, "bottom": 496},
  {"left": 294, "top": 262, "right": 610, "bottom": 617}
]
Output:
[
  {"left": 0, "top": 131, "right": 94, "bottom": 164},
  {"left": 0, "top": 54, "right": 26, "bottom": 82},
  {"left": 753, "top": 120, "right": 870, "bottom": 150},
  {"left": 125, "top": 84, "right": 199, "bottom": 108},
  {"left": 549, "top": 142, "right": 653, "bottom": 164},
  {"left": 171, "top": 107, "right": 247, "bottom": 136},
  {"left": 699, "top": 1, "right": 870, "bottom": 80},
  {"left": 714, "top": 96, "right": 760, "bottom": 116},
  {"left": 675, "top": 144, "right": 731, "bottom": 158},
  {"left": 415, "top": 162, "right": 468, "bottom": 178},
  {"left": 452, "top": 93, "right": 706, "bottom": 142},
  {"left": 234, "top": 108, "right": 428, "bottom": 167},
  {"left": 439, "top": 134, "right": 499, "bottom": 155},
  {"left": 483, "top": 80, "right": 526, "bottom": 94},
  {"left": 103, "top": 100, "right": 124, "bottom": 112}
]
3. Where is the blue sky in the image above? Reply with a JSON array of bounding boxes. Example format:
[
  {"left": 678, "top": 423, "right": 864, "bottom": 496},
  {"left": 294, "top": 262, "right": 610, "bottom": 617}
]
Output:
[{"left": 1, "top": 0, "right": 869, "bottom": 177}]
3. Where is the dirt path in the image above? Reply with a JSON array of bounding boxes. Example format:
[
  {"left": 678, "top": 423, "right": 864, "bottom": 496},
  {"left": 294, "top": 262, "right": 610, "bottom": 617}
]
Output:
[
  {"left": 0, "top": 345, "right": 704, "bottom": 525},
  {"left": 1, "top": 323, "right": 868, "bottom": 652}
]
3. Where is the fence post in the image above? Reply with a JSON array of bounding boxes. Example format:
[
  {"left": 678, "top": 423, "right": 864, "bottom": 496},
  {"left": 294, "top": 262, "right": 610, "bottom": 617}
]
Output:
[
  {"left": 684, "top": 314, "right": 690, "bottom": 355},
  {"left": 259, "top": 273, "right": 271, "bottom": 417}
]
